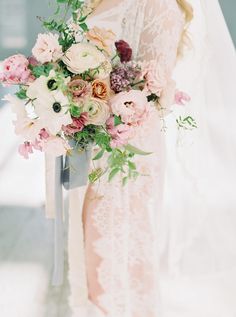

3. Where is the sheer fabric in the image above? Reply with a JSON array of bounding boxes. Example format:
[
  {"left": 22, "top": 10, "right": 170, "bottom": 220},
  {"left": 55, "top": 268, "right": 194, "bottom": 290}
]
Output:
[
  {"left": 75, "top": 1, "right": 185, "bottom": 316},
  {"left": 160, "top": 0, "right": 236, "bottom": 280}
]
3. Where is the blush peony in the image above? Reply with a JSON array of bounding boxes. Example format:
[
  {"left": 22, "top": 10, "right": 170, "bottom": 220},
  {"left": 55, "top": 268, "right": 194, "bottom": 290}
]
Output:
[
  {"left": 32, "top": 33, "right": 63, "bottom": 64},
  {"left": 109, "top": 90, "right": 150, "bottom": 126},
  {"left": 0, "top": 54, "right": 32, "bottom": 85}
]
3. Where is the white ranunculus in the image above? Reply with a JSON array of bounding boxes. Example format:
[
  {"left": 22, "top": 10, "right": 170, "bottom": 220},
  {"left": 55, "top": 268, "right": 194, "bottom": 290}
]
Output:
[
  {"left": 62, "top": 43, "right": 107, "bottom": 74},
  {"left": 34, "top": 90, "right": 72, "bottom": 135},
  {"left": 82, "top": 98, "right": 110, "bottom": 125}
]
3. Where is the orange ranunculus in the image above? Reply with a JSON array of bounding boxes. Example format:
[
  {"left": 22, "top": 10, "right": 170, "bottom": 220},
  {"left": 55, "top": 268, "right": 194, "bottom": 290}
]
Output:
[
  {"left": 86, "top": 27, "right": 116, "bottom": 55},
  {"left": 92, "top": 79, "right": 110, "bottom": 100}
]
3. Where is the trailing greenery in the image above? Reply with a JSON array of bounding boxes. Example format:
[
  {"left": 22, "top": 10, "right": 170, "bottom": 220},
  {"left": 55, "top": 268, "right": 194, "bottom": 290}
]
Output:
[
  {"left": 176, "top": 115, "right": 197, "bottom": 130},
  {"left": 40, "top": 0, "right": 91, "bottom": 51}
]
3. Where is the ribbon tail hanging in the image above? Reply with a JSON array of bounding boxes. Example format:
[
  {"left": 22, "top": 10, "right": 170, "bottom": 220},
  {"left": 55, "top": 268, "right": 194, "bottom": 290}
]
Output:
[{"left": 52, "top": 155, "right": 65, "bottom": 286}]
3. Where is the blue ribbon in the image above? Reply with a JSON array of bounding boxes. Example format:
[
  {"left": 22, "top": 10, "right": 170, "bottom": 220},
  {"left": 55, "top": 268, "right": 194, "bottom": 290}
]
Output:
[{"left": 51, "top": 146, "right": 91, "bottom": 286}]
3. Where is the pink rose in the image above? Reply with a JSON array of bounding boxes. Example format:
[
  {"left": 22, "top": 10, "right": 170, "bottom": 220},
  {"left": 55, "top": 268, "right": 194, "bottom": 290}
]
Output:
[
  {"left": 106, "top": 116, "right": 133, "bottom": 148},
  {"left": 109, "top": 90, "right": 150, "bottom": 126},
  {"left": 62, "top": 113, "right": 88, "bottom": 135},
  {"left": 0, "top": 54, "right": 32, "bottom": 85},
  {"left": 115, "top": 40, "right": 132, "bottom": 63},
  {"left": 32, "top": 33, "right": 63, "bottom": 64},
  {"left": 175, "top": 90, "right": 191, "bottom": 105},
  {"left": 67, "top": 79, "right": 92, "bottom": 102}
]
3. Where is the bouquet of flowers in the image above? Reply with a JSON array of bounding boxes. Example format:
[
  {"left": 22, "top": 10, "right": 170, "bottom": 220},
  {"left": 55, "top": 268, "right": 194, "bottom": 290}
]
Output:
[{"left": 0, "top": 0, "right": 196, "bottom": 185}]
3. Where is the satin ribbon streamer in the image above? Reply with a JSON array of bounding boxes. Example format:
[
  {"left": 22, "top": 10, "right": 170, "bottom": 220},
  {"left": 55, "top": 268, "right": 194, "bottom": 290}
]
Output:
[{"left": 52, "top": 146, "right": 91, "bottom": 286}]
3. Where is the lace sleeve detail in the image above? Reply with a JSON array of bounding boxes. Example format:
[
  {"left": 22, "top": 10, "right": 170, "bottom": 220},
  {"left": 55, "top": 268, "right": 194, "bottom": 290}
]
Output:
[{"left": 138, "top": 0, "right": 185, "bottom": 96}]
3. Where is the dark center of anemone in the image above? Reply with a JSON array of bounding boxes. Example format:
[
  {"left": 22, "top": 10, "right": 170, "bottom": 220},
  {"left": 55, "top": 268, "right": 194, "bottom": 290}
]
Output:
[
  {"left": 124, "top": 101, "right": 133, "bottom": 107},
  {"left": 52, "top": 102, "right": 62, "bottom": 113},
  {"left": 47, "top": 79, "right": 58, "bottom": 91}
]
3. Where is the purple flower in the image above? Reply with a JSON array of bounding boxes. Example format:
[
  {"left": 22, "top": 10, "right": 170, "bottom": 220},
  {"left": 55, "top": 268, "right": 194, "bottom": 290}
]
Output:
[{"left": 110, "top": 62, "right": 142, "bottom": 93}]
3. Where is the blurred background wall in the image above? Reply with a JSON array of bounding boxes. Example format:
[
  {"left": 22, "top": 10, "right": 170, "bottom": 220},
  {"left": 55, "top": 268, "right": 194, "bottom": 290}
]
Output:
[
  {"left": 0, "top": 0, "right": 235, "bottom": 62},
  {"left": 219, "top": 0, "right": 236, "bottom": 45},
  {"left": 0, "top": 0, "right": 235, "bottom": 107}
]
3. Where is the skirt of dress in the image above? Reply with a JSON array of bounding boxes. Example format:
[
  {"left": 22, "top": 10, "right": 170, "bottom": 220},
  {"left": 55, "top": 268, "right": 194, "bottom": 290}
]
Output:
[{"left": 80, "top": 107, "right": 166, "bottom": 317}]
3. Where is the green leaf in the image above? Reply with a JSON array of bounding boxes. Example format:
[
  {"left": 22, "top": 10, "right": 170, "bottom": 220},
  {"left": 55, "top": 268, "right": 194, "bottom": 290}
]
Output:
[
  {"left": 89, "top": 168, "right": 104, "bottom": 183},
  {"left": 57, "top": 0, "right": 67, "bottom": 3},
  {"left": 43, "top": 19, "right": 58, "bottom": 31},
  {"left": 72, "top": 12, "right": 77, "bottom": 22},
  {"left": 125, "top": 144, "right": 152, "bottom": 156},
  {"left": 29, "top": 64, "right": 54, "bottom": 78},
  {"left": 70, "top": 105, "right": 81, "bottom": 117},
  {"left": 93, "top": 149, "right": 105, "bottom": 161},
  {"left": 79, "top": 23, "right": 89, "bottom": 32},
  {"left": 122, "top": 176, "right": 129, "bottom": 186},
  {"left": 54, "top": 5, "right": 60, "bottom": 15},
  {"left": 128, "top": 161, "right": 136, "bottom": 170},
  {"left": 15, "top": 88, "right": 27, "bottom": 100},
  {"left": 114, "top": 115, "right": 123, "bottom": 126},
  {"left": 78, "top": 15, "right": 88, "bottom": 23},
  {"left": 176, "top": 115, "right": 197, "bottom": 130},
  {"left": 108, "top": 168, "right": 120, "bottom": 182}
]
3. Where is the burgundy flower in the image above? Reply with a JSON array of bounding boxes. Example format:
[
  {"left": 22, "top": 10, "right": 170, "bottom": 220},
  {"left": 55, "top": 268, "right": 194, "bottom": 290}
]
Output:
[
  {"left": 62, "top": 113, "right": 88, "bottom": 135},
  {"left": 115, "top": 40, "right": 132, "bottom": 63}
]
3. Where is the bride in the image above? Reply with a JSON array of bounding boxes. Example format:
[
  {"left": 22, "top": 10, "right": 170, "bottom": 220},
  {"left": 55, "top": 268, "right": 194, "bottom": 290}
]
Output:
[
  {"left": 63, "top": 0, "right": 193, "bottom": 316},
  {"left": 45, "top": 0, "right": 236, "bottom": 316}
]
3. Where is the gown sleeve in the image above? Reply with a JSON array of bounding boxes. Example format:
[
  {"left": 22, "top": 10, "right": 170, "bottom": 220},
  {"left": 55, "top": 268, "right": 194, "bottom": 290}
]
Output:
[{"left": 137, "top": 0, "right": 185, "bottom": 115}]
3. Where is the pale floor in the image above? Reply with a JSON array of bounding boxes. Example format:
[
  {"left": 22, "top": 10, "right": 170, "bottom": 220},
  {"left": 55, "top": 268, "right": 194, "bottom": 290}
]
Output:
[{"left": 0, "top": 104, "right": 236, "bottom": 317}]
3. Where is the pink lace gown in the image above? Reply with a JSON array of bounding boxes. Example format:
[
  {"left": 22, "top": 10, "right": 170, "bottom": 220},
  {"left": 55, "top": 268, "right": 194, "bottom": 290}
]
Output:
[{"left": 79, "top": 1, "right": 184, "bottom": 316}]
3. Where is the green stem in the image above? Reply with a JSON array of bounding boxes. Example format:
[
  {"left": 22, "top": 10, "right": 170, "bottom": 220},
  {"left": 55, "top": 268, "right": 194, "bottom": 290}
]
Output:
[
  {"left": 130, "top": 80, "right": 145, "bottom": 87},
  {"left": 62, "top": 1, "right": 70, "bottom": 23}
]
